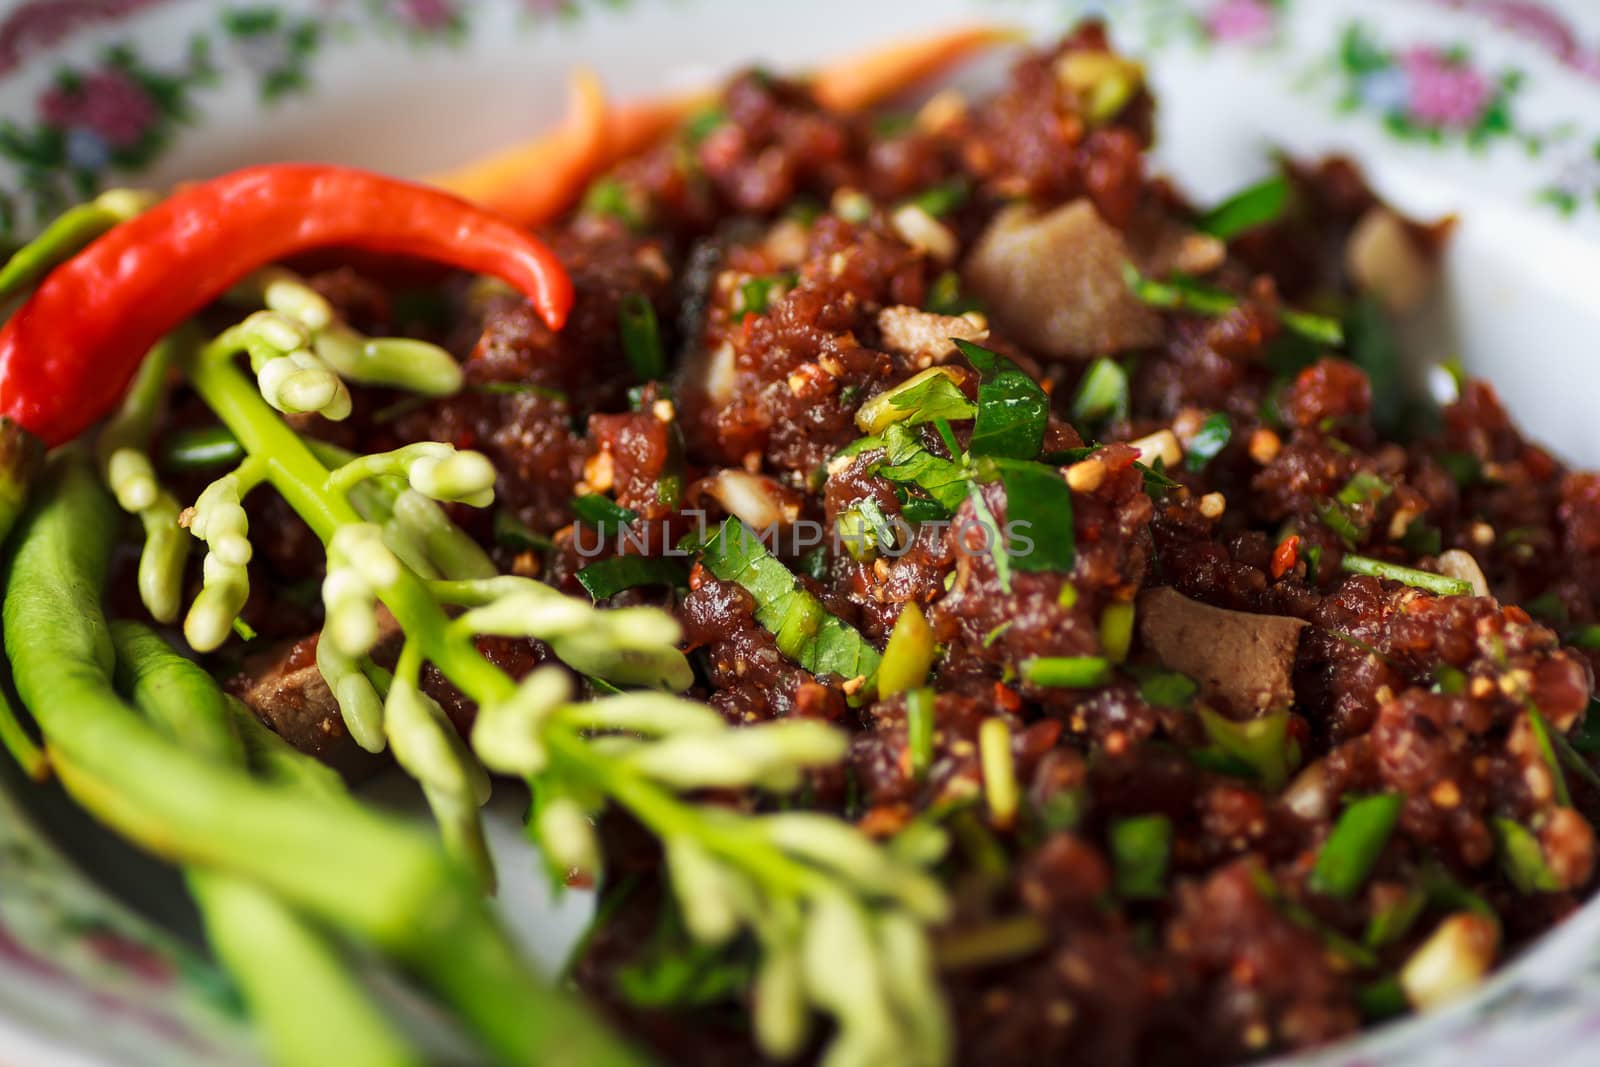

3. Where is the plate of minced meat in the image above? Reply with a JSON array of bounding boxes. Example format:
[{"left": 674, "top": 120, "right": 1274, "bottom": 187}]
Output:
[{"left": 1, "top": 2, "right": 1600, "bottom": 1067}]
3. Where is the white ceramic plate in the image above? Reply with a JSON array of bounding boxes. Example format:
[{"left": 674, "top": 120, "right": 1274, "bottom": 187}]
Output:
[{"left": 3, "top": 0, "right": 1600, "bottom": 1063}]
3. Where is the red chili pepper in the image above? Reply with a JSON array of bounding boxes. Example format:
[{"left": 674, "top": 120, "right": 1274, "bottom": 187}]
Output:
[
  {"left": 0, "top": 164, "right": 574, "bottom": 447},
  {"left": 1270, "top": 534, "right": 1300, "bottom": 580}
]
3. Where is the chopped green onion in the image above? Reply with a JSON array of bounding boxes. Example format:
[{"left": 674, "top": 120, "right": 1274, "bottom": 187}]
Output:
[
  {"left": 736, "top": 273, "right": 793, "bottom": 317},
  {"left": 1196, "top": 174, "right": 1291, "bottom": 239},
  {"left": 1308, "top": 793, "right": 1403, "bottom": 900},
  {"left": 158, "top": 425, "right": 245, "bottom": 472},
  {"left": 978, "top": 718, "right": 1018, "bottom": 826},
  {"left": 956, "top": 340, "right": 1049, "bottom": 461},
  {"left": 1364, "top": 887, "right": 1427, "bottom": 949},
  {"left": 571, "top": 494, "right": 639, "bottom": 534},
  {"left": 1569, "top": 624, "right": 1600, "bottom": 650},
  {"left": 1401, "top": 517, "right": 1443, "bottom": 557},
  {"left": 1346, "top": 294, "right": 1404, "bottom": 436},
  {"left": 1357, "top": 976, "right": 1408, "bottom": 1021},
  {"left": 1493, "top": 818, "right": 1560, "bottom": 893},
  {"left": 1337, "top": 471, "right": 1391, "bottom": 508},
  {"left": 1197, "top": 706, "right": 1294, "bottom": 790},
  {"left": 1057, "top": 582, "right": 1079, "bottom": 609},
  {"left": 618, "top": 293, "right": 666, "bottom": 381},
  {"left": 905, "top": 688, "right": 935, "bottom": 779},
  {"left": 1526, "top": 706, "right": 1572, "bottom": 808},
  {"left": 880, "top": 603, "right": 937, "bottom": 697},
  {"left": 1550, "top": 714, "right": 1600, "bottom": 792},
  {"left": 1572, "top": 699, "right": 1600, "bottom": 755},
  {"left": 1110, "top": 814, "right": 1171, "bottom": 899},
  {"left": 1069, "top": 357, "right": 1129, "bottom": 427},
  {"left": 698, "top": 519, "right": 882, "bottom": 686},
  {"left": 1436, "top": 451, "right": 1481, "bottom": 488},
  {"left": 854, "top": 367, "right": 975, "bottom": 435},
  {"left": 773, "top": 594, "right": 825, "bottom": 658},
  {"left": 905, "top": 179, "right": 969, "bottom": 218},
  {"left": 1124, "top": 263, "right": 1344, "bottom": 346},
  {"left": 682, "top": 106, "right": 727, "bottom": 144},
  {"left": 1279, "top": 308, "right": 1345, "bottom": 347},
  {"left": 1099, "top": 601, "right": 1136, "bottom": 664},
  {"left": 574, "top": 556, "right": 688, "bottom": 601},
  {"left": 1340, "top": 555, "right": 1472, "bottom": 597},
  {"left": 581, "top": 175, "right": 647, "bottom": 230},
  {"left": 1418, "top": 861, "right": 1495, "bottom": 918},
  {"left": 926, "top": 270, "right": 981, "bottom": 316},
  {"left": 1037, "top": 787, "right": 1085, "bottom": 832},
  {"left": 1184, "top": 412, "right": 1232, "bottom": 471},
  {"left": 1020, "top": 656, "right": 1112, "bottom": 689}
]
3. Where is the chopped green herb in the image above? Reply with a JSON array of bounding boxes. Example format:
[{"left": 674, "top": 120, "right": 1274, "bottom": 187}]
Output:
[
  {"left": 1357, "top": 976, "right": 1408, "bottom": 1021},
  {"left": 575, "top": 556, "right": 688, "bottom": 601},
  {"left": 1196, "top": 174, "right": 1292, "bottom": 239},
  {"left": 1574, "top": 699, "right": 1600, "bottom": 755},
  {"left": 736, "top": 273, "right": 793, "bottom": 317},
  {"left": 1135, "top": 668, "right": 1198, "bottom": 709},
  {"left": 992, "top": 459, "right": 1075, "bottom": 575},
  {"left": 1526, "top": 706, "right": 1572, "bottom": 807},
  {"left": 1184, "top": 412, "right": 1232, "bottom": 471},
  {"left": 926, "top": 270, "right": 981, "bottom": 316},
  {"left": 231, "top": 617, "right": 258, "bottom": 642},
  {"left": 1279, "top": 308, "right": 1345, "bottom": 347},
  {"left": 1418, "top": 861, "right": 1495, "bottom": 918},
  {"left": 1037, "top": 787, "right": 1086, "bottom": 832},
  {"left": 1364, "top": 887, "right": 1426, "bottom": 949},
  {"left": 1493, "top": 817, "right": 1560, "bottom": 893},
  {"left": 618, "top": 292, "right": 666, "bottom": 381},
  {"left": 957, "top": 340, "right": 1049, "bottom": 461},
  {"left": 1338, "top": 471, "right": 1392, "bottom": 508},
  {"left": 581, "top": 175, "right": 646, "bottom": 230},
  {"left": 797, "top": 545, "right": 829, "bottom": 581},
  {"left": 1099, "top": 601, "right": 1136, "bottom": 664},
  {"left": 1197, "top": 707, "right": 1294, "bottom": 790},
  {"left": 879, "top": 423, "right": 971, "bottom": 511},
  {"left": 1432, "top": 664, "right": 1467, "bottom": 695},
  {"left": 1309, "top": 794, "right": 1403, "bottom": 900},
  {"left": 905, "top": 688, "right": 936, "bottom": 779},
  {"left": 1571, "top": 626, "right": 1600, "bottom": 650},
  {"left": 1124, "top": 263, "right": 1344, "bottom": 346},
  {"left": 698, "top": 518, "right": 882, "bottom": 685},
  {"left": 1436, "top": 450, "right": 1482, "bottom": 487},
  {"left": 1549, "top": 715, "right": 1600, "bottom": 793},
  {"left": 966, "top": 482, "right": 1013, "bottom": 593},
  {"left": 1346, "top": 294, "right": 1404, "bottom": 435},
  {"left": 614, "top": 921, "right": 751, "bottom": 1007},
  {"left": 906, "top": 178, "right": 970, "bottom": 218},
  {"left": 1110, "top": 814, "right": 1172, "bottom": 899},
  {"left": 880, "top": 603, "right": 937, "bottom": 697},
  {"left": 158, "top": 425, "right": 244, "bottom": 472},
  {"left": 1340, "top": 554, "right": 1472, "bottom": 597},
  {"left": 493, "top": 510, "right": 553, "bottom": 552},
  {"left": 979, "top": 718, "right": 1019, "bottom": 825},
  {"left": 1070, "top": 357, "right": 1130, "bottom": 427},
  {"left": 571, "top": 494, "right": 639, "bottom": 535},
  {"left": 855, "top": 366, "right": 975, "bottom": 434},
  {"left": 1020, "top": 656, "right": 1112, "bottom": 688},
  {"left": 683, "top": 106, "right": 727, "bottom": 144},
  {"left": 1401, "top": 517, "right": 1443, "bottom": 557}
]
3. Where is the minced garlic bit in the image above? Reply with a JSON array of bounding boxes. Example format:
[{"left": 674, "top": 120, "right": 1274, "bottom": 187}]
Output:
[
  {"left": 651, "top": 398, "right": 676, "bottom": 423},
  {"left": 1437, "top": 549, "right": 1491, "bottom": 598},
  {"left": 915, "top": 87, "right": 967, "bottom": 133},
  {"left": 1199, "top": 492, "right": 1226, "bottom": 519},
  {"left": 1128, "top": 429, "right": 1182, "bottom": 470},
  {"left": 1248, "top": 428, "right": 1281, "bottom": 465},
  {"left": 890, "top": 204, "right": 958, "bottom": 263},
  {"left": 1065, "top": 456, "right": 1106, "bottom": 493}
]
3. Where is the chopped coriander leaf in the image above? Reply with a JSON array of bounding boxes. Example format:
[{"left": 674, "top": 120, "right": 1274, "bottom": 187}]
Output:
[
  {"left": 1184, "top": 412, "right": 1232, "bottom": 471},
  {"left": 1136, "top": 460, "right": 1179, "bottom": 495},
  {"left": 698, "top": 518, "right": 882, "bottom": 684},
  {"left": 618, "top": 292, "right": 666, "bottom": 381},
  {"left": 1110, "top": 814, "right": 1172, "bottom": 899},
  {"left": 1196, "top": 174, "right": 1291, "bottom": 239},
  {"left": 1070, "top": 357, "right": 1130, "bottom": 427},
  {"left": 493, "top": 510, "right": 553, "bottom": 552},
  {"left": 991, "top": 458, "right": 1075, "bottom": 575},
  {"left": 1020, "top": 656, "right": 1112, "bottom": 688},
  {"left": 1308, "top": 793, "right": 1403, "bottom": 900},
  {"left": 879, "top": 424, "right": 971, "bottom": 511},
  {"left": 855, "top": 366, "right": 975, "bottom": 434},
  {"left": 905, "top": 688, "right": 936, "bottom": 778},
  {"left": 1198, "top": 706, "right": 1294, "bottom": 790},
  {"left": 906, "top": 178, "right": 970, "bottom": 218},
  {"left": 926, "top": 270, "right": 981, "bottom": 315},
  {"left": 1494, "top": 817, "right": 1561, "bottom": 893},
  {"left": 571, "top": 494, "right": 639, "bottom": 534},
  {"left": 956, "top": 339, "right": 1049, "bottom": 461},
  {"left": 898, "top": 493, "right": 950, "bottom": 524},
  {"left": 1346, "top": 294, "right": 1404, "bottom": 435},
  {"left": 1340, "top": 554, "right": 1473, "bottom": 597},
  {"left": 575, "top": 556, "right": 689, "bottom": 601}
]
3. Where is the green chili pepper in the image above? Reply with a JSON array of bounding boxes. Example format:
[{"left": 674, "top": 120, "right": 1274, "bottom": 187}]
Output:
[{"left": 1309, "top": 794, "right": 1403, "bottom": 900}]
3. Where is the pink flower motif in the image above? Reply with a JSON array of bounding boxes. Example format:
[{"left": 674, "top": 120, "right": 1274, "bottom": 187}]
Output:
[
  {"left": 397, "top": 0, "right": 458, "bottom": 31},
  {"left": 1400, "top": 47, "right": 1491, "bottom": 129},
  {"left": 1205, "top": 0, "right": 1275, "bottom": 44},
  {"left": 38, "top": 67, "right": 156, "bottom": 149}
]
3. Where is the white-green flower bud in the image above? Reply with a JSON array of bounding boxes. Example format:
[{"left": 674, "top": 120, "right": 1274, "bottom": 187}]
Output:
[
  {"left": 385, "top": 675, "right": 490, "bottom": 805},
  {"left": 874, "top": 911, "right": 949, "bottom": 1067},
  {"left": 666, "top": 837, "right": 741, "bottom": 946},
  {"left": 256, "top": 347, "right": 351, "bottom": 419},
  {"left": 332, "top": 523, "right": 403, "bottom": 590},
  {"left": 316, "top": 636, "right": 387, "bottom": 753},
  {"left": 626, "top": 720, "right": 848, "bottom": 792},
  {"left": 258, "top": 268, "right": 334, "bottom": 332},
  {"left": 559, "top": 692, "right": 725, "bottom": 736},
  {"left": 238, "top": 309, "right": 309, "bottom": 359},
  {"left": 471, "top": 666, "right": 570, "bottom": 777},
  {"left": 136, "top": 492, "right": 188, "bottom": 625},
  {"left": 801, "top": 892, "right": 890, "bottom": 1037},
  {"left": 535, "top": 795, "right": 602, "bottom": 883},
  {"left": 315, "top": 325, "right": 464, "bottom": 398},
  {"left": 408, "top": 448, "right": 496, "bottom": 507},
  {"left": 106, "top": 447, "right": 157, "bottom": 512},
  {"left": 763, "top": 813, "right": 949, "bottom": 922},
  {"left": 322, "top": 567, "right": 379, "bottom": 659},
  {"left": 753, "top": 940, "right": 810, "bottom": 1059},
  {"left": 184, "top": 553, "right": 249, "bottom": 653}
]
